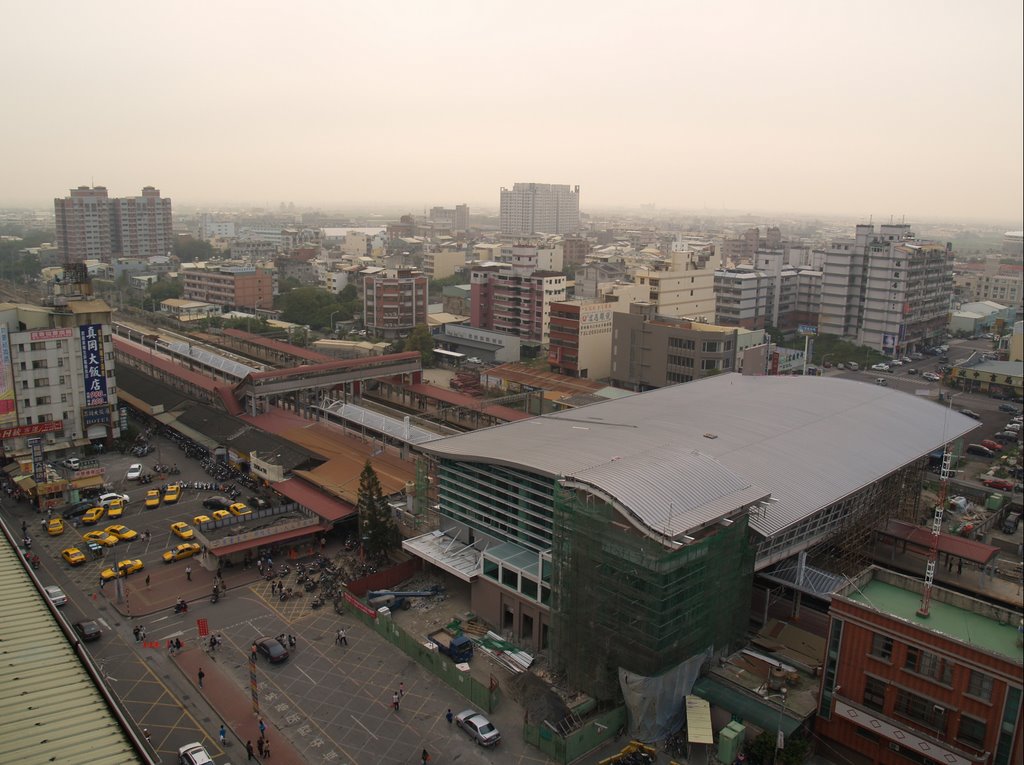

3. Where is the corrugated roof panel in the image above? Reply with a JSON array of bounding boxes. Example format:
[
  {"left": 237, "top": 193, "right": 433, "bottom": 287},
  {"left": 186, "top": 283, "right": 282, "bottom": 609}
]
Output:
[
  {"left": 0, "top": 539, "right": 143, "bottom": 765},
  {"left": 421, "top": 375, "right": 979, "bottom": 538}
]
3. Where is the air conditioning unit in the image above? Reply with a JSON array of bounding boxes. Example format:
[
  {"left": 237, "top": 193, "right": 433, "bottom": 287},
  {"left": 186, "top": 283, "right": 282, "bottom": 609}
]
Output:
[{"left": 889, "top": 743, "right": 901, "bottom": 752}]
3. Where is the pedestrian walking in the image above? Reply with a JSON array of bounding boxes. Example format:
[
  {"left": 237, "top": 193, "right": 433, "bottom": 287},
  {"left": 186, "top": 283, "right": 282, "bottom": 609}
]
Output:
[
  {"left": 198, "top": 668, "right": 205, "bottom": 688},
  {"left": 251, "top": 642, "right": 258, "bottom": 661},
  {"left": 139, "top": 625, "right": 146, "bottom": 641},
  {"left": 133, "top": 626, "right": 141, "bottom": 642},
  {"left": 288, "top": 634, "right": 296, "bottom": 648},
  {"left": 264, "top": 741, "right": 270, "bottom": 758},
  {"left": 392, "top": 691, "right": 400, "bottom": 711},
  {"left": 257, "top": 737, "right": 265, "bottom": 757},
  {"left": 277, "top": 579, "right": 283, "bottom": 593},
  {"left": 271, "top": 580, "right": 276, "bottom": 595},
  {"left": 421, "top": 748, "right": 430, "bottom": 765},
  {"left": 400, "top": 681, "right": 405, "bottom": 697},
  {"left": 175, "top": 638, "right": 182, "bottom": 652},
  {"left": 246, "top": 740, "right": 254, "bottom": 760},
  {"left": 167, "top": 639, "right": 175, "bottom": 655},
  {"left": 145, "top": 574, "right": 150, "bottom": 588},
  {"left": 258, "top": 718, "right": 266, "bottom": 738},
  {"left": 446, "top": 708, "right": 453, "bottom": 725},
  {"left": 185, "top": 565, "right": 192, "bottom": 581},
  {"left": 336, "top": 628, "right": 347, "bottom": 646},
  {"left": 257, "top": 560, "right": 263, "bottom": 575},
  {"left": 219, "top": 724, "right": 226, "bottom": 745},
  {"left": 209, "top": 635, "right": 217, "bottom": 652}
]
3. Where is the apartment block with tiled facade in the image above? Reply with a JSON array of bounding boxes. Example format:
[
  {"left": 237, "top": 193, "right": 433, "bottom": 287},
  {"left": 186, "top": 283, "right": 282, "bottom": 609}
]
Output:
[
  {"left": 470, "top": 265, "right": 566, "bottom": 344},
  {"left": 362, "top": 268, "right": 428, "bottom": 339},
  {"left": 183, "top": 267, "right": 274, "bottom": 311},
  {"left": 817, "top": 566, "right": 1022, "bottom": 765}
]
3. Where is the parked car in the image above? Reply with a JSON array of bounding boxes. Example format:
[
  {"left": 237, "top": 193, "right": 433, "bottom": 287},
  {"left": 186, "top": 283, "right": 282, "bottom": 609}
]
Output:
[
  {"left": 906, "top": 367, "right": 919, "bottom": 375},
  {"left": 254, "top": 636, "right": 289, "bottom": 663},
  {"left": 993, "top": 431, "right": 1019, "bottom": 444},
  {"left": 922, "top": 372, "right": 941, "bottom": 382},
  {"left": 73, "top": 620, "right": 102, "bottom": 642},
  {"left": 63, "top": 457, "right": 81, "bottom": 470},
  {"left": 126, "top": 463, "right": 143, "bottom": 480},
  {"left": 202, "top": 496, "right": 232, "bottom": 510},
  {"left": 997, "top": 403, "right": 1020, "bottom": 414},
  {"left": 981, "top": 477, "right": 1016, "bottom": 491},
  {"left": 871, "top": 363, "right": 891, "bottom": 372},
  {"left": 61, "top": 547, "right": 87, "bottom": 566},
  {"left": 455, "top": 709, "right": 501, "bottom": 746},
  {"left": 44, "top": 585, "right": 68, "bottom": 606},
  {"left": 959, "top": 409, "right": 982, "bottom": 420},
  {"left": 178, "top": 742, "right": 215, "bottom": 765},
  {"left": 99, "top": 492, "right": 129, "bottom": 507},
  {"left": 192, "top": 514, "right": 212, "bottom": 526},
  {"left": 965, "top": 444, "right": 995, "bottom": 458},
  {"left": 1006, "top": 422, "right": 1022, "bottom": 433},
  {"left": 228, "top": 502, "right": 251, "bottom": 517},
  {"left": 211, "top": 510, "right": 231, "bottom": 521},
  {"left": 248, "top": 496, "right": 270, "bottom": 510},
  {"left": 163, "top": 542, "right": 201, "bottom": 563},
  {"left": 1002, "top": 512, "right": 1022, "bottom": 534},
  {"left": 910, "top": 352, "right": 924, "bottom": 360},
  {"left": 100, "top": 559, "right": 144, "bottom": 581}
]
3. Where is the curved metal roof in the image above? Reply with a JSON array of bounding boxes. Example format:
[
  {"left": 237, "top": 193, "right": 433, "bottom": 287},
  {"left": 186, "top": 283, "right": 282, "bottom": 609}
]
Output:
[{"left": 420, "top": 374, "right": 980, "bottom": 538}]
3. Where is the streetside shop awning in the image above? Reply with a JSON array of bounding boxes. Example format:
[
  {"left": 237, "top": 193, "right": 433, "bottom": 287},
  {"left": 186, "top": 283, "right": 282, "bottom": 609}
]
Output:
[
  {"left": 692, "top": 676, "right": 803, "bottom": 737},
  {"left": 686, "top": 695, "right": 714, "bottom": 744},
  {"left": 154, "top": 413, "right": 221, "bottom": 452},
  {"left": 12, "top": 475, "right": 36, "bottom": 491},
  {"left": 71, "top": 475, "right": 105, "bottom": 490}
]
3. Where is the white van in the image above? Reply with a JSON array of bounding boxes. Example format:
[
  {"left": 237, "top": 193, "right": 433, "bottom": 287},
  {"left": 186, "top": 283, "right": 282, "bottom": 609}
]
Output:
[{"left": 847, "top": 362, "right": 860, "bottom": 371}]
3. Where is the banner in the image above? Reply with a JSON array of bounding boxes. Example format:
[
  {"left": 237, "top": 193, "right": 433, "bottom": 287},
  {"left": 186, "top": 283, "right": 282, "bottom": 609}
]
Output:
[
  {"left": 80, "top": 324, "right": 109, "bottom": 408},
  {"left": 0, "top": 421, "right": 64, "bottom": 440},
  {"left": 83, "top": 406, "right": 110, "bottom": 426},
  {"left": 0, "top": 328, "right": 17, "bottom": 429}
]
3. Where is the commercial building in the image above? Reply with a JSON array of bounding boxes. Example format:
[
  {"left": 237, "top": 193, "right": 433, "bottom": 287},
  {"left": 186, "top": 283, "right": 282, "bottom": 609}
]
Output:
[
  {"left": 714, "top": 253, "right": 821, "bottom": 332},
  {"left": 632, "top": 245, "right": 720, "bottom": 321},
  {"left": 362, "top": 268, "right": 429, "bottom": 339},
  {"left": 434, "top": 324, "right": 521, "bottom": 364},
  {"left": 547, "top": 300, "right": 621, "bottom": 379},
  {"left": 411, "top": 375, "right": 976, "bottom": 706},
  {"left": 422, "top": 247, "right": 466, "bottom": 281},
  {"left": 54, "top": 185, "right": 172, "bottom": 262},
  {"left": 819, "top": 224, "right": 953, "bottom": 355},
  {"left": 500, "top": 182, "right": 580, "bottom": 235},
  {"left": 947, "top": 355, "right": 1023, "bottom": 400},
  {"left": 954, "top": 262, "right": 1022, "bottom": 311},
  {"left": 0, "top": 299, "right": 120, "bottom": 459},
  {"left": 948, "top": 301, "right": 1016, "bottom": 337},
  {"left": 816, "top": 566, "right": 1022, "bottom": 765},
  {"left": 183, "top": 266, "right": 274, "bottom": 311}
]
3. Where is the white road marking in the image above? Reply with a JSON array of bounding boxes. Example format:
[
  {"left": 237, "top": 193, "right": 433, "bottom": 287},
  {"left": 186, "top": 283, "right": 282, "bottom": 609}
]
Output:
[
  {"left": 350, "top": 715, "right": 379, "bottom": 741},
  {"left": 298, "top": 666, "right": 316, "bottom": 685}
]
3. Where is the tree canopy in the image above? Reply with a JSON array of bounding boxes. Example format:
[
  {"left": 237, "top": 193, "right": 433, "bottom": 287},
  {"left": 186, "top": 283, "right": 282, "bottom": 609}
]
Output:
[
  {"left": 403, "top": 324, "right": 435, "bottom": 366},
  {"left": 275, "top": 286, "right": 361, "bottom": 330},
  {"left": 173, "top": 237, "right": 216, "bottom": 263},
  {"left": 148, "top": 279, "right": 183, "bottom": 302}
]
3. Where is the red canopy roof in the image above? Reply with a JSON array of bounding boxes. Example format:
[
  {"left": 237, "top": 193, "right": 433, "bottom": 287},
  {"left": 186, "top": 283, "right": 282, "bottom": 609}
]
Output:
[{"left": 271, "top": 477, "right": 356, "bottom": 522}]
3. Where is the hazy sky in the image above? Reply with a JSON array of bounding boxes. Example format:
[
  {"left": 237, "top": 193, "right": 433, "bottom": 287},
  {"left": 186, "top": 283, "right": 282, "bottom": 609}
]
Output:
[{"left": 1, "top": 1, "right": 1021, "bottom": 222}]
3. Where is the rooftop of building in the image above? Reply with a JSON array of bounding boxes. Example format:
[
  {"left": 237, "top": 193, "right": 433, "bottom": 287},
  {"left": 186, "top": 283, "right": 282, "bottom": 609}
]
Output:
[
  {"left": 421, "top": 375, "right": 979, "bottom": 540},
  {"left": 837, "top": 567, "right": 1022, "bottom": 664}
]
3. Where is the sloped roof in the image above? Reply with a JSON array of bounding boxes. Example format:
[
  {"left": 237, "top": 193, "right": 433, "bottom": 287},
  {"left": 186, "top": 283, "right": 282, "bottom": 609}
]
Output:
[{"left": 420, "top": 375, "right": 980, "bottom": 539}]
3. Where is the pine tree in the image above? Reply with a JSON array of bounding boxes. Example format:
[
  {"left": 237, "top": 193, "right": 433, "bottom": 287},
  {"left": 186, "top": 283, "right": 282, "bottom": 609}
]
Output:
[{"left": 357, "top": 461, "right": 398, "bottom": 563}]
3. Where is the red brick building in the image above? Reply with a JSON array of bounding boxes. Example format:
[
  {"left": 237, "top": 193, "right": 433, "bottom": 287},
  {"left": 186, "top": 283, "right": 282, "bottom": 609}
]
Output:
[{"left": 816, "top": 566, "right": 1022, "bottom": 765}]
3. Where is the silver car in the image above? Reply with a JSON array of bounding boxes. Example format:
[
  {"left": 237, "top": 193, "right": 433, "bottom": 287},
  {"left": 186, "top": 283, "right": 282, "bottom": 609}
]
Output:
[
  {"left": 44, "top": 585, "right": 68, "bottom": 606},
  {"left": 455, "top": 709, "right": 501, "bottom": 746}
]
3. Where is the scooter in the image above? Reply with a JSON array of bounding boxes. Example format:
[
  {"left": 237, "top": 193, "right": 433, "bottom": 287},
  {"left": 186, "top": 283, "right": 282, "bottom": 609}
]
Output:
[{"left": 174, "top": 601, "right": 189, "bottom": 614}]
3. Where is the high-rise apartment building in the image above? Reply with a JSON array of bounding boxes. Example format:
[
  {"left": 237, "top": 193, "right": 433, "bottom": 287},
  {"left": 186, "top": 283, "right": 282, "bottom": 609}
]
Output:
[
  {"left": 470, "top": 258, "right": 567, "bottom": 344},
  {"left": 819, "top": 224, "right": 953, "bottom": 354},
  {"left": 54, "top": 186, "right": 173, "bottom": 262},
  {"left": 429, "top": 204, "right": 470, "bottom": 231},
  {"left": 362, "top": 268, "right": 429, "bottom": 339},
  {"left": 500, "top": 183, "right": 580, "bottom": 235}
]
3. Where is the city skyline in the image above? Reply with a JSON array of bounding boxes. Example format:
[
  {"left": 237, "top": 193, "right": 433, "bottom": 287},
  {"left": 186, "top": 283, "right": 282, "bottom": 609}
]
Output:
[{"left": 0, "top": 1, "right": 1021, "bottom": 222}]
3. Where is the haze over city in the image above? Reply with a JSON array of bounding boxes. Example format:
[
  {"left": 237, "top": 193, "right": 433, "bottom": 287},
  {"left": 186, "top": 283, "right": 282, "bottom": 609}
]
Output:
[{"left": 1, "top": 0, "right": 1021, "bottom": 222}]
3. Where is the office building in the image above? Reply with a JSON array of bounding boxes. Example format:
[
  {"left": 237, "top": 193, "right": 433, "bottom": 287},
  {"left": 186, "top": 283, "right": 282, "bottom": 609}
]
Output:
[
  {"left": 954, "top": 262, "right": 1022, "bottom": 310},
  {"left": 500, "top": 183, "right": 580, "bottom": 235},
  {"left": 363, "top": 268, "right": 429, "bottom": 339},
  {"left": 632, "top": 244, "right": 720, "bottom": 321},
  {"left": 183, "top": 267, "right": 274, "bottom": 311},
  {"left": 54, "top": 186, "right": 172, "bottom": 262},
  {"left": 817, "top": 566, "right": 1022, "bottom": 765},
  {"left": 422, "top": 247, "right": 466, "bottom": 281},
  {"left": 547, "top": 300, "right": 622, "bottom": 379},
  {"left": 820, "top": 224, "right": 953, "bottom": 355}
]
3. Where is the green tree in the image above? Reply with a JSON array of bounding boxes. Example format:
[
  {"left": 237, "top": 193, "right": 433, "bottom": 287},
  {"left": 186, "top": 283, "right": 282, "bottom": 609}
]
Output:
[
  {"left": 404, "top": 324, "right": 435, "bottom": 366},
  {"left": 357, "top": 461, "right": 399, "bottom": 564},
  {"left": 173, "top": 237, "right": 215, "bottom": 263},
  {"left": 148, "top": 279, "right": 183, "bottom": 301}
]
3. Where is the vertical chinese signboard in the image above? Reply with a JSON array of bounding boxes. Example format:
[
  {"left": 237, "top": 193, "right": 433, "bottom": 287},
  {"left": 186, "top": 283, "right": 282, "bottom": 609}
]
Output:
[
  {"left": 0, "top": 327, "right": 17, "bottom": 429},
  {"left": 80, "top": 324, "right": 108, "bottom": 407}
]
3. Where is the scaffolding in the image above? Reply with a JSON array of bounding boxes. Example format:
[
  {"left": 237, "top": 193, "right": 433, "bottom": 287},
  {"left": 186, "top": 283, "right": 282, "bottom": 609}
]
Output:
[{"left": 550, "top": 484, "right": 755, "bottom": 702}]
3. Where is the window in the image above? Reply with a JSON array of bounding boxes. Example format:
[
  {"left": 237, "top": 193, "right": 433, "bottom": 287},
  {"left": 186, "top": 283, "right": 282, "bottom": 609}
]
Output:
[
  {"left": 904, "top": 647, "right": 953, "bottom": 685},
  {"left": 870, "top": 633, "right": 893, "bottom": 661},
  {"left": 966, "top": 669, "right": 993, "bottom": 701},
  {"left": 483, "top": 559, "right": 498, "bottom": 581},
  {"left": 957, "top": 716, "right": 987, "bottom": 749},
  {"left": 894, "top": 688, "right": 946, "bottom": 731},
  {"left": 702, "top": 340, "right": 720, "bottom": 352},
  {"left": 863, "top": 676, "right": 886, "bottom": 712}
]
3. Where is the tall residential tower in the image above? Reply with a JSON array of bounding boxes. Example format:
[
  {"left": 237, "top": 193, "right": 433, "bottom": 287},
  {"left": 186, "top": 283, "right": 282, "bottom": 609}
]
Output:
[{"left": 500, "top": 182, "right": 580, "bottom": 235}]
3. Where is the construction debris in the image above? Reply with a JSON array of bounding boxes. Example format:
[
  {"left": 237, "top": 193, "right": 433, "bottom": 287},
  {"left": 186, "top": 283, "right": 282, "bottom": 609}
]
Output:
[{"left": 474, "top": 630, "right": 535, "bottom": 673}]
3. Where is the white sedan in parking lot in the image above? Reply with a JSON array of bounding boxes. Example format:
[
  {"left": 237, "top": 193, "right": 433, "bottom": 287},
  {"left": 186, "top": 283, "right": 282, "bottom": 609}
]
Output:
[
  {"left": 126, "top": 463, "right": 143, "bottom": 481},
  {"left": 871, "top": 363, "right": 890, "bottom": 372}
]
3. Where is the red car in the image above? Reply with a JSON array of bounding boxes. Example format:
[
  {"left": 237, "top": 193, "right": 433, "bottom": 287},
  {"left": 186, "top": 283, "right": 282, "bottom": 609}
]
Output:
[
  {"left": 981, "top": 477, "right": 1016, "bottom": 492},
  {"left": 979, "top": 439, "right": 1004, "bottom": 452}
]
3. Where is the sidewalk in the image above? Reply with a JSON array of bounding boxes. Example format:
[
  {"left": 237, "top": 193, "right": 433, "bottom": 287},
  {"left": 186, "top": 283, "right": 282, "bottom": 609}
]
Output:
[{"left": 174, "top": 646, "right": 305, "bottom": 765}]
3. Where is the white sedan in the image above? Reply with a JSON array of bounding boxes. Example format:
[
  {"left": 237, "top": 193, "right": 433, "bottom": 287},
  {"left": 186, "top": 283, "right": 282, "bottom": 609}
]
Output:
[
  {"left": 126, "top": 464, "right": 143, "bottom": 481},
  {"left": 922, "top": 372, "right": 941, "bottom": 382},
  {"left": 871, "top": 363, "right": 890, "bottom": 372}
]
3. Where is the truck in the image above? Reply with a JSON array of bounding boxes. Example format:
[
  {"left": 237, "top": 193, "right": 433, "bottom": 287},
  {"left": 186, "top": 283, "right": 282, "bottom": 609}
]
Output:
[{"left": 428, "top": 628, "right": 473, "bottom": 662}]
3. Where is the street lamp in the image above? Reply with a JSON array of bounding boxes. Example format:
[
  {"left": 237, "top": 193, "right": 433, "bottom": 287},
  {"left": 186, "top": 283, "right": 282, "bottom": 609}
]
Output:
[{"left": 766, "top": 688, "right": 788, "bottom": 765}]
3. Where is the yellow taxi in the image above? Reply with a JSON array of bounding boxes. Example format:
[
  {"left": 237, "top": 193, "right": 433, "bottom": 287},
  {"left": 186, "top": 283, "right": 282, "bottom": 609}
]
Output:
[
  {"left": 163, "top": 484, "right": 181, "bottom": 504},
  {"left": 162, "top": 542, "right": 201, "bottom": 563},
  {"left": 170, "top": 521, "right": 194, "bottom": 540},
  {"left": 145, "top": 490, "right": 161, "bottom": 509},
  {"left": 192, "top": 514, "right": 212, "bottom": 526},
  {"left": 100, "top": 559, "right": 144, "bottom": 581},
  {"left": 228, "top": 502, "right": 251, "bottom": 517},
  {"left": 46, "top": 518, "right": 65, "bottom": 536},
  {"left": 211, "top": 510, "right": 230, "bottom": 521},
  {"left": 104, "top": 524, "right": 139, "bottom": 542},
  {"left": 61, "top": 547, "right": 87, "bottom": 566},
  {"left": 106, "top": 499, "right": 124, "bottom": 520},
  {"left": 82, "top": 530, "right": 119, "bottom": 547},
  {"left": 81, "top": 506, "right": 105, "bottom": 525}
]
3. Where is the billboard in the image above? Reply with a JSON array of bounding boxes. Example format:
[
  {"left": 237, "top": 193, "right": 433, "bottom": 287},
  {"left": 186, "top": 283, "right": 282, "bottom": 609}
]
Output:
[
  {"left": 29, "top": 437, "right": 45, "bottom": 483},
  {"left": 0, "top": 327, "right": 17, "bottom": 429},
  {"left": 80, "top": 324, "right": 109, "bottom": 408},
  {"left": 0, "top": 421, "right": 64, "bottom": 440}
]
